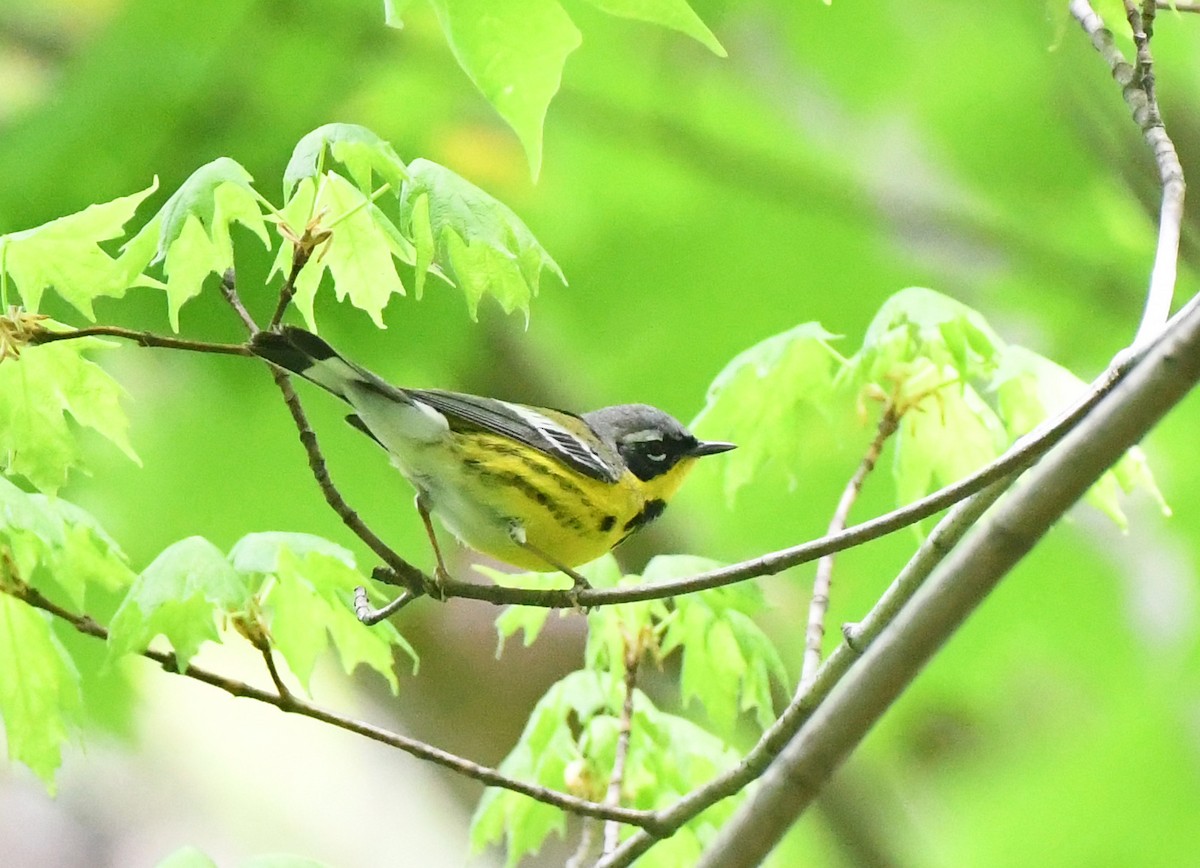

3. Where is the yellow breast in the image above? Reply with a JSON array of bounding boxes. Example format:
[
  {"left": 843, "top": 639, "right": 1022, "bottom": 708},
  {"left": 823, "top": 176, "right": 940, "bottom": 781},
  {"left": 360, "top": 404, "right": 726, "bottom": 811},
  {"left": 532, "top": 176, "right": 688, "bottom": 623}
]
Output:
[{"left": 409, "top": 433, "right": 700, "bottom": 571}]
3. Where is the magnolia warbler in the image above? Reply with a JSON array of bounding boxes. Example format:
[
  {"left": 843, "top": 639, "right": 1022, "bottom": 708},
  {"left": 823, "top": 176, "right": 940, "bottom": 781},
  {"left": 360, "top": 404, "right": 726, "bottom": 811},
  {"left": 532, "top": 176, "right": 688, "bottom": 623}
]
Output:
[{"left": 251, "top": 326, "right": 734, "bottom": 589}]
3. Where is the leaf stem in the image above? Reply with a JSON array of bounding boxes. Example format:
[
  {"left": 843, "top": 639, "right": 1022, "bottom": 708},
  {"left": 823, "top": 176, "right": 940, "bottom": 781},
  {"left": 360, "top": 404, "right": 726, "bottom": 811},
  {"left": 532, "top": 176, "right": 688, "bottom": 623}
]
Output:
[
  {"left": 31, "top": 325, "right": 251, "bottom": 356},
  {"left": 800, "top": 403, "right": 899, "bottom": 689},
  {"left": 603, "top": 637, "right": 641, "bottom": 855}
]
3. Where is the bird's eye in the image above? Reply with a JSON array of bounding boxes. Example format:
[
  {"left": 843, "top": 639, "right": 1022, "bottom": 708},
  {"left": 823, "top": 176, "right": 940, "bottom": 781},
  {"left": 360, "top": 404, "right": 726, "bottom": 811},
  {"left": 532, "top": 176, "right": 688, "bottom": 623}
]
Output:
[{"left": 647, "top": 452, "right": 667, "bottom": 462}]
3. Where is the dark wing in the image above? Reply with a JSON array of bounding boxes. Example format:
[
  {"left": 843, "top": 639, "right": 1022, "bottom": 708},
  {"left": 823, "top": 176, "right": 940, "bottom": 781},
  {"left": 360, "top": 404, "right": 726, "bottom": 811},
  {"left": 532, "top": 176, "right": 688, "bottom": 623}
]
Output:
[{"left": 409, "top": 388, "right": 622, "bottom": 483}]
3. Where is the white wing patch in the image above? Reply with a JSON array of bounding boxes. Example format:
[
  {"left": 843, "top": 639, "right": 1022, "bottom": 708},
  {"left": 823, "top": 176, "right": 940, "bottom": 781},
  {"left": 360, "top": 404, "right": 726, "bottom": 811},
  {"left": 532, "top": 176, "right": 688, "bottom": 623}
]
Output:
[{"left": 505, "top": 402, "right": 615, "bottom": 478}]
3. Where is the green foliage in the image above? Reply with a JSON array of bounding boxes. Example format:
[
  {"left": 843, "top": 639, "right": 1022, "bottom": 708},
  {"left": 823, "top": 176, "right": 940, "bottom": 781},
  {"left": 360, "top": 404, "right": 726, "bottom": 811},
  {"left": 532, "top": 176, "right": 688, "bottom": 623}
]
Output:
[
  {"left": 489, "top": 556, "right": 622, "bottom": 653},
  {"left": 692, "top": 322, "right": 842, "bottom": 502},
  {"left": 270, "top": 172, "right": 414, "bottom": 329},
  {"left": 399, "top": 158, "right": 566, "bottom": 319},
  {"left": 0, "top": 123, "right": 556, "bottom": 337},
  {"left": 471, "top": 670, "right": 742, "bottom": 866},
  {"left": 0, "top": 180, "right": 160, "bottom": 318},
  {"left": 107, "top": 532, "right": 413, "bottom": 689},
  {"left": 421, "top": 0, "right": 722, "bottom": 175},
  {"left": 0, "top": 335, "right": 137, "bottom": 494},
  {"left": 0, "top": 482, "right": 133, "bottom": 790},
  {"left": 143, "top": 158, "right": 271, "bottom": 331},
  {"left": 282, "top": 123, "right": 407, "bottom": 199},
  {"left": 479, "top": 554, "right": 781, "bottom": 864},
  {"left": 0, "top": 594, "right": 81, "bottom": 793},
  {"left": 698, "top": 287, "right": 1167, "bottom": 529},
  {"left": 649, "top": 558, "right": 787, "bottom": 733},
  {"left": 583, "top": 0, "right": 725, "bottom": 57},
  {"left": 993, "top": 346, "right": 1169, "bottom": 528}
]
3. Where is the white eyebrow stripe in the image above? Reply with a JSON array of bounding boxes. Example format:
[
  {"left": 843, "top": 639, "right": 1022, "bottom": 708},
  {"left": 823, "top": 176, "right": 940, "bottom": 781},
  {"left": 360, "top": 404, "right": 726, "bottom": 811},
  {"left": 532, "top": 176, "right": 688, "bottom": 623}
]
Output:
[{"left": 620, "top": 429, "right": 666, "bottom": 444}]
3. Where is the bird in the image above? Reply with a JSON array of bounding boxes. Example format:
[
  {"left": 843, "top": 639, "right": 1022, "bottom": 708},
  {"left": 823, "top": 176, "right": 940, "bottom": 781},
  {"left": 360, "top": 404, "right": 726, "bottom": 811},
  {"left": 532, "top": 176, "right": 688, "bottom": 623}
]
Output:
[{"left": 250, "top": 326, "right": 735, "bottom": 590}]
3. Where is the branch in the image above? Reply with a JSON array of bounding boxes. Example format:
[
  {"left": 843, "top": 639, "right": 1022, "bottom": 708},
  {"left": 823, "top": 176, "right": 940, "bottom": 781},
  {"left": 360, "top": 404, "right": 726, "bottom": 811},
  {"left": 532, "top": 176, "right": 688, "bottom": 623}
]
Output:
[
  {"left": 7, "top": 583, "right": 662, "bottom": 831},
  {"left": 268, "top": 369, "right": 432, "bottom": 593},
  {"left": 801, "top": 403, "right": 898, "bottom": 689},
  {"left": 31, "top": 325, "right": 251, "bottom": 356},
  {"left": 1073, "top": 0, "right": 1185, "bottom": 344},
  {"left": 603, "top": 639, "right": 641, "bottom": 855}
]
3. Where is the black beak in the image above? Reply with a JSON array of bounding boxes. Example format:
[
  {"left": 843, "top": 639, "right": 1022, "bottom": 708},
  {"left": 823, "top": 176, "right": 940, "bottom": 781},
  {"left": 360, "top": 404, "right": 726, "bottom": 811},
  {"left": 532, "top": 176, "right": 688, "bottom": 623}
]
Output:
[{"left": 689, "top": 440, "right": 737, "bottom": 457}]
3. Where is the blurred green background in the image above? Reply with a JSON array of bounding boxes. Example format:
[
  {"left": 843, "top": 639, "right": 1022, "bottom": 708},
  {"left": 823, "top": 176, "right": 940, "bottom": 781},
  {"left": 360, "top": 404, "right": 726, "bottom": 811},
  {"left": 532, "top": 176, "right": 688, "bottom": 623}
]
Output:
[{"left": 2, "top": 0, "right": 1199, "bottom": 865}]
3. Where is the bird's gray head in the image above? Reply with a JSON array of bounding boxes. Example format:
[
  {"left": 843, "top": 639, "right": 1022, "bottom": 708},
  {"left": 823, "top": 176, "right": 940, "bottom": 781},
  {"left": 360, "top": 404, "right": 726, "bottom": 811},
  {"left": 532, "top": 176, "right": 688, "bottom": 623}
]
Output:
[{"left": 583, "top": 403, "right": 736, "bottom": 482}]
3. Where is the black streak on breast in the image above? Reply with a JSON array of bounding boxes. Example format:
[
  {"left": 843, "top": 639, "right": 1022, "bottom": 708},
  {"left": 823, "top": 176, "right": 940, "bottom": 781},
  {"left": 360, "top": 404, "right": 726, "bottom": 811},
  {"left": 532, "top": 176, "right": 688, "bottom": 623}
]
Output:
[{"left": 623, "top": 499, "right": 667, "bottom": 535}]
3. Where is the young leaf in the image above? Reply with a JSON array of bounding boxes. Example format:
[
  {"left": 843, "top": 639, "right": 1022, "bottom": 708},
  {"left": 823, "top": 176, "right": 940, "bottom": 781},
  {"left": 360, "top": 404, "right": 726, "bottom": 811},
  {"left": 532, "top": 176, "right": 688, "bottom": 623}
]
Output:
[
  {"left": 470, "top": 671, "right": 617, "bottom": 863},
  {"left": 486, "top": 556, "right": 622, "bottom": 654},
  {"left": 228, "top": 531, "right": 355, "bottom": 575},
  {"left": 582, "top": 0, "right": 726, "bottom": 56},
  {"left": 0, "top": 594, "right": 82, "bottom": 792},
  {"left": 142, "top": 158, "right": 270, "bottom": 330},
  {"left": 891, "top": 373, "right": 1008, "bottom": 507},
  {"left": 0, "top": 180, "right": 160, "bottom": 318},
  {"left": 400, "top": 158, "right": 566, "bottom": 319},
  {"left": 107, "top": 536, "right": 248, "bottom": 670},
  {"left": 283, "top": 123, "right": 407, "bottom": 199},
  {"left": 266, "top": 548, "right": 413, "bottom": 693},
  {"left": 853, "top": 286, "right": 1005, "bottom": 386},
  {"left": 692, "top": 322, "right": 841, "bottom": 502},
  {"left": 993, "top": 345, "right": 1170, "bottom": 527},
  {"left": 0, "top": 336, "right": 137, "bottom": 494},
  {"left": 269, "top": 174, "right": 413, "bottom": 330},
  {"left": 426, "top": 0, "right": 582, "bottom": 177},
  {"left": 648, "top": 556, "right": 787, "bottom": 732}
]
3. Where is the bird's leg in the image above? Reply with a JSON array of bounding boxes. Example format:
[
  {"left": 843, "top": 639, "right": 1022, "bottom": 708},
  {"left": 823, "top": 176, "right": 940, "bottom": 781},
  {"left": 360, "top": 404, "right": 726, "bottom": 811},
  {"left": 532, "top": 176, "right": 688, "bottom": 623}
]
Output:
[
  {"left": 415, "top": 493, "right": 451, "bottom": 599},
  {"left": 508, "top": 524, "right": 592, "bottom": 607}
]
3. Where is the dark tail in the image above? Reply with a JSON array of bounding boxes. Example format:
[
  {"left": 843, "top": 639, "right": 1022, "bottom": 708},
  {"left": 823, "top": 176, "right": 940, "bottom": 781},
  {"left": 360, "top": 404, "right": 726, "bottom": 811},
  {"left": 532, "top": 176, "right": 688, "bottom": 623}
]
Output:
[
  {"left": 251, "top": 326, "right": 338, "bottom": 375},
  {"left": 250, "top": 326, "right": 367, "bottom": 400}
]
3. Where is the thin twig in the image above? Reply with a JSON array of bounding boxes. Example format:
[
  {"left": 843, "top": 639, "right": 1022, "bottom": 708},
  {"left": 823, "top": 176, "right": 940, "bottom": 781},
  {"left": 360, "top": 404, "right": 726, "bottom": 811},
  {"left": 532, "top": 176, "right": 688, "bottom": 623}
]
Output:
[
  {"left": 1155, "top": 0, "right": 1200, "bottom": 10},
  {"left": 31, "top": 326, "right": 251, "bottom": 356},
  {"left": 603, "top": 639, "right": 641, "bottom": 855},
  {"left": 269, "top": 237, "right": 317, "bottom": 330},
  {"left": 220, "top": 268, "right": 259, "bottom": 335},
  {"left": 260, "top": 646, "right": 294, "bottom": 701},
  {"left": 6, "top": 582, "right": 663, "bottom": 831},
  {"left": 1074, "top": 0, "right": 1185, "bottom": 344},
  {"left": 801, "top": 403, "right": 899, "bottom": 689},
  {"left": 269, "top": 369, "right": 432, "bottom": 592}
]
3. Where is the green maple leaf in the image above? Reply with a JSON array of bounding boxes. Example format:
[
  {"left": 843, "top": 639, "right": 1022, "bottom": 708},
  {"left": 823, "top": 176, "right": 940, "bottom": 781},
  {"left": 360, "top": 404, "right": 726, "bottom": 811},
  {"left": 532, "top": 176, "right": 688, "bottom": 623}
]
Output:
[
  {"left": 427, "top": 0, "right": 581, "bottom": 178},
  {"left": 0, "top": 595, "right": 82, "bottom": 792},
  {"left": 270, "top": 173, "right": 412, "bottom": 329},
  {"left": 0, "top": 179, "right": 161, "bottom": 318},
  {"left": 399, "top": 158, "right": 565, "bottom": 320},
  {"left": 283, "top": 123, "right": 407, "bottom": 199},
  {"left": 0, "top": 335, "right": 137, "bottom": 493},
  {"left": 107, "top": 536, "right": 248, "bottom": 670},
  {"left": 125, "top": 158, "right": 270, "bottom": 331}
]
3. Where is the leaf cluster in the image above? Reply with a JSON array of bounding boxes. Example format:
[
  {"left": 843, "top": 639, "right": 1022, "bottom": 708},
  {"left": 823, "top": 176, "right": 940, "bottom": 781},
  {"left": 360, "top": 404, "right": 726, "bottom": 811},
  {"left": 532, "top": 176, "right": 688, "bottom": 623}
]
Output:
[
  {"left": 694, "top": 286, "right": 1167, "bottom": 528},
  {"left": 474, "top": 553, "right": 785, "bottom": 865}
]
